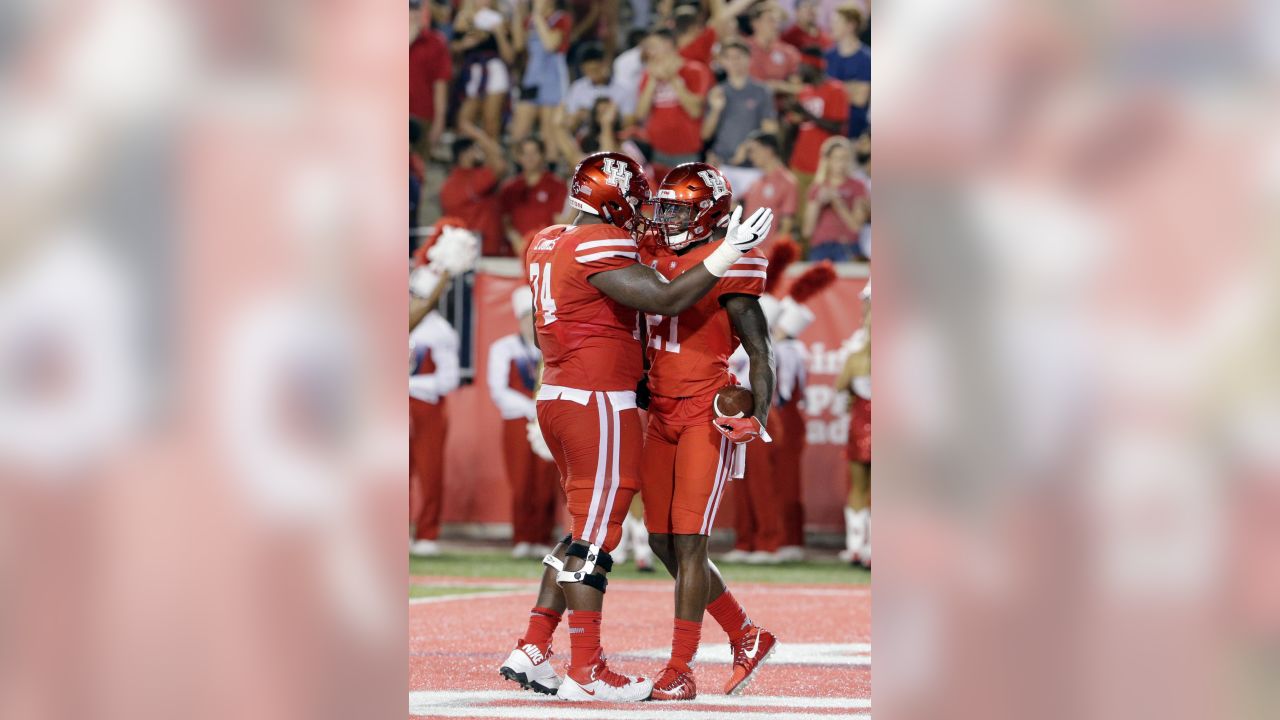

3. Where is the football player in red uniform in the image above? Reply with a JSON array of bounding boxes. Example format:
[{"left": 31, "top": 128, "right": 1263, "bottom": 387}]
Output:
[
  {"left": 639, "top": 163, "right": 780, "bottom": 700},
  {"left": 498, "top": 152, "right": 774, "bottom": 702}
]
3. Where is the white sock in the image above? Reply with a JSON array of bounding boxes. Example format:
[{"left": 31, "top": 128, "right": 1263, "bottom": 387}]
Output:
[
  {"left": 859, "top": 509, "right": 871, "bottom": 560},
  {"left": 844, "top": 506, "right": 865, "bottom": 553}
]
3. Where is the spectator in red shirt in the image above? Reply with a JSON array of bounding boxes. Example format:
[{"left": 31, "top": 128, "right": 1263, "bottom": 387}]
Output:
[
  {"left": 747, "top": 4, "right": 802, "bottom": 95},
  {"left": 802, "top": 136, "right": 869, "bottom": 262},
  {"left": 781, "top": 0, "right": 832, "bottom": 66},
  {"left": 785, "top": 49, "right": 848, "bottom": 228},
  {"left": 409, "top": 7, "right": 452, "bottom": 149},
  {"left": 499, "top": 138, "right": 568, "bottom": 256},
  {"left": 674, "top": 5, "right": 717, "bottom": 66},
  {"left": 636, "top": 29, "right": 714, "bottom": 173},
  {"left": 439, "top": 124, "right": 511, "bottom": 257},
  {"left": 739, "top": 131, "right": 798, "bottom": 250}
]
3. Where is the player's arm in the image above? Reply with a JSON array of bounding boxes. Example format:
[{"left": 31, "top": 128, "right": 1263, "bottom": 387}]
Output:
[
  {"left": 724, "top": 294, "right": 775, "bottom": 425},
  {"left": 588, "top": 206, "right": 775, "bottom": 315},
  {"left": 589, "top": 262, "right": 722, "bottom": 317}
]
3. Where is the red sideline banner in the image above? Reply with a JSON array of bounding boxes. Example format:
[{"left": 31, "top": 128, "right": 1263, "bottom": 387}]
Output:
[{"left": 441, "top": 268, "right": 869, "bottom": 534}]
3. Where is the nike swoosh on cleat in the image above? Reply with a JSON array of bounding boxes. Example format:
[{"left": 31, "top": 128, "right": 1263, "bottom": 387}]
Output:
[
  {"left": 743, "top": 633, "right": 761, "bottom": 660},
  {"left": 581, "top": 687, "right": 596, "bottom": 696}
]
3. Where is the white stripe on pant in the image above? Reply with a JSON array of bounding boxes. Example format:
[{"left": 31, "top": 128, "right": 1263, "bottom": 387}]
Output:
[
  {"left": 699, "top": 436, "right": 732, "bottom": 535},
  {"left": 580, "top": 392, "right": 621, "bottom": 547}
]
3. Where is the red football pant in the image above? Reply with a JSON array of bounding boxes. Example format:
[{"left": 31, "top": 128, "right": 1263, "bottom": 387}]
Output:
[
  {"left": 732, "top": 409, "right": 784, "bottom": 553},
  {"left": 503, "top": 417, "right": 560, "bottom": 545},
  {"left": 641, "top": 406, "right": 734, "bottom": 536},
  {"left": 774, "top": 402, "right": 807, "bottom": 547},
  {"left": 410, "top": 397, "right": 447, "bottom": 541},
  {"left": 537, "top": 392, "right": 641, "bottom": 552}
]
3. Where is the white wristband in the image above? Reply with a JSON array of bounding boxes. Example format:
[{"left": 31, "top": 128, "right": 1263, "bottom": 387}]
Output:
[{"left": 701, "top": 240, "right": 743, "bottom": 277}]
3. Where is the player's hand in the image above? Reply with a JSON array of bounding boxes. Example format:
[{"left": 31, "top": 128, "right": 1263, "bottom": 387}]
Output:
[
  {"left": 635, "top": 376, "right": 651, "bottom": 410},
  {"left": 713, "top": 415, "right": 771, "bottom": 444},
  {"left": 724, "top": 206, "right": 774, "bottom": 254}
]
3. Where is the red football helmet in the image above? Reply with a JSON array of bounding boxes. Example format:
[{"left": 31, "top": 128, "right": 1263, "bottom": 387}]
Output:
[
  {"left": 567, "top": 151, "right": 651, "bottom": 231},
  {"left": 653, "top": 163, "right": 733, "bottom": 249}
]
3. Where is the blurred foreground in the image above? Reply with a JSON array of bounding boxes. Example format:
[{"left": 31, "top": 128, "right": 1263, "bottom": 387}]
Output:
[
  {"left": 0, "top": 1, "right": 404, "bottom": 718},
  {"left": 2, "top": 0, "right": 1278, "bottom": 719},
  {"left": 876, "top": 0, "right": 1280, "bottom": 719}
]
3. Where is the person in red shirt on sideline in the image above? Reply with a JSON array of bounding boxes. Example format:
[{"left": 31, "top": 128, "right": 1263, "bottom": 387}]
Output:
[
  {"left": 785, "top": 50, "right": 848, "bottom": 231},
  {"left": 637, "top": 29, "right": 714, "bottom": 174},
  {"left": 409, "top": 6, "right": 451, "bottom": 149},
  {"left": 739, "top": 131, "right": 798, "bottom": 250},
  {"left": 780, "top": 0, "right": 832, "bottom": 64},
  {"left": 439, "top": 123, "right": 510, "bottom": 256},
  {"left": 746, "top": 5, "right": 802, "bottom": 95},
  {"left": 499, "top": 138, "right": 568, "bottom": 256}
]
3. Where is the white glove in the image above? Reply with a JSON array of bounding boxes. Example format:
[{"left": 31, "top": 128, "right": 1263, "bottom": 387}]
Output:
[
  {"left": 703, "top": 206, "right": 774, "bottom": 276},
  {"left": 724, "top": 206, "right": 774, "bottom": 253},
  {"left": 427, "top": 225, "right": 480, "bottom": 275},
  {"left": 526, "top": 418, "right": 553, "bottom": 462}
]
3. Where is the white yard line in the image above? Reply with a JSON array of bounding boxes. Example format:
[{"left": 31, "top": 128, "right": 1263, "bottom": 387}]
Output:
[
  {"left": 409, "top": 589, "right": 531, "bottom": 605},
  {"left": 410, "top": 689, "right": 870, "bottom": 719},
  {"left": 622, "top": 642, "right": 870, "bottom": 667}
]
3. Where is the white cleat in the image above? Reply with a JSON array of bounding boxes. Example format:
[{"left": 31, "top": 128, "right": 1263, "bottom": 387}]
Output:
[
  {"left": 776, "top": 546, "right": 805, "bottom": 563},
  {"left": 499, "top": 643, "right": 562, "bottom": 695},
  {"left": 410, "top": 539, "right": 440, "bottom": 557},
  {"left": 511, "top": 542, "right": 532, "bottom": 559},
  {"left": 557, "top": 660, "right": 653, "bottom": 702},
  {"left": 745, "top": 550, "right": 782, "bottom": 565},
  {"left": 721, "top": 549, "right": 752, "bottom": 563}
]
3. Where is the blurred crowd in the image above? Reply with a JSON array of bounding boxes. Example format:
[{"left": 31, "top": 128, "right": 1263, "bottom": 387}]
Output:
[{"left": 410, "top": 0, "right": 872, "bottom": 262}]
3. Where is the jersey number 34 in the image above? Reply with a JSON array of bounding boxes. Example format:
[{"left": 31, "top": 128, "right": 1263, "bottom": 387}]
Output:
[{"left": 528, "top": 262, "right": 557, "bottom": 325}]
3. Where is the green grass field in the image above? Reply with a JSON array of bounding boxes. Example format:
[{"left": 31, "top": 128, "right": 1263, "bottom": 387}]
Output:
[{"left": 411, "top": 548, "right": 870, "bottom": 587}]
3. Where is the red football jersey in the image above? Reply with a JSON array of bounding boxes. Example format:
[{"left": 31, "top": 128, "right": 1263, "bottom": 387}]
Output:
[
  {"left": 640, "top": 241, "right": 767, "bottom": 403},
  {"left": 525, "top": 223, "right": 645, "bottom": 391}
]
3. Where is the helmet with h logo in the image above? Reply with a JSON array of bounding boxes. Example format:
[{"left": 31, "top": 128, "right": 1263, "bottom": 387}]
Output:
[
  {"left": 567, "top": 152, "right": 651, "bottom": 231},
  {"left": 653, "top": 163, "right": 733, "bottom": 249}
]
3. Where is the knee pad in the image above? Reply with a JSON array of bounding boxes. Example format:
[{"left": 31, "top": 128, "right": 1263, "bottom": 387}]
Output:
[
  {"left": 556, "top": 541, "right": 614, "bottom": 593},
  {"left": 541, "top": 534, "right": 576, "bottom": 573}
]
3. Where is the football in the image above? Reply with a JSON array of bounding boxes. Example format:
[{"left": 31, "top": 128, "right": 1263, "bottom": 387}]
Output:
[{"left": 713, "top": 385, "right": 754, "bottom": 418}]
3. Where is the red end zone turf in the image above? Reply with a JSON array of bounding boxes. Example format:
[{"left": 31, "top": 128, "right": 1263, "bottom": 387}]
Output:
[{"left": 410, "top": 577, "right": 870, "bottom": 719}]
